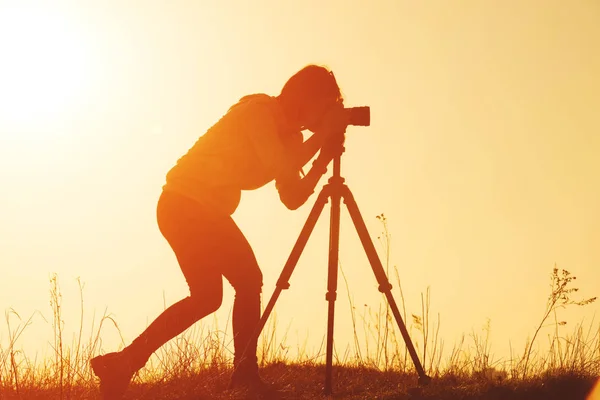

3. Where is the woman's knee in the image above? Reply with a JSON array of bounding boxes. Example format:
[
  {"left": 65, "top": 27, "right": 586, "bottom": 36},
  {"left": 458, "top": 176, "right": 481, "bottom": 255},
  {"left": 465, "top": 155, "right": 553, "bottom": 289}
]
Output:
[{"left": 190, "top": 288, "right": 223, "bottom": 316}]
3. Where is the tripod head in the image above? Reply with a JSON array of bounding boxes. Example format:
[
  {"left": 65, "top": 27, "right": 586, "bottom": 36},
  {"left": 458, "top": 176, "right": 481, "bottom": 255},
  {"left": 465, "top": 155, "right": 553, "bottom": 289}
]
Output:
[
  {"left": 331, "top": 154, "right": 343, "bottom": 182},
  {"left": 317, "top": 105, "right": 369, "bottom": 183},
  {"left": 317, "top": 134, "right": 345, "bottom": 185}
]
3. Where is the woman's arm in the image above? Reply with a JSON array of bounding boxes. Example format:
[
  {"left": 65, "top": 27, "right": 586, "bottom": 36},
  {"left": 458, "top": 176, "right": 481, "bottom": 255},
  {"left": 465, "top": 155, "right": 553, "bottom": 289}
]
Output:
[
  {"left": 275, "top": 138, "right": 342, "bottom": 210},
  {"left": 294, "top": 131, "right": 328, "bottom": 168},
  {"left": 275, "top": 158, "right": 328, "bottom": 210}
]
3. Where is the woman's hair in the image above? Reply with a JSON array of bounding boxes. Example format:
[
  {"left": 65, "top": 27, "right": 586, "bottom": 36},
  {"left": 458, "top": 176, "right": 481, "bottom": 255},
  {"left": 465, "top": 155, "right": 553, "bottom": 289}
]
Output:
[{"left": 279, "top": 65, "right": 343, "bottom": 105}]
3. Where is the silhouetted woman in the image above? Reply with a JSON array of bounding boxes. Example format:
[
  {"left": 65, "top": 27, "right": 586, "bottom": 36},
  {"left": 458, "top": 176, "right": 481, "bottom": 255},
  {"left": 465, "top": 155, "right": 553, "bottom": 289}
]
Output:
[{"left": 91, "top": 64, "right": 348, "bottom": 398}]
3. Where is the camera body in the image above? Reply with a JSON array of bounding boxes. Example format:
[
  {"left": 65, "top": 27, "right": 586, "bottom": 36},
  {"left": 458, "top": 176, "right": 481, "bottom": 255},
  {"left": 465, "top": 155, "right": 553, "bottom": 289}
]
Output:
[{"left": 345, "top": 106, "right": 370, "bottom": 127}]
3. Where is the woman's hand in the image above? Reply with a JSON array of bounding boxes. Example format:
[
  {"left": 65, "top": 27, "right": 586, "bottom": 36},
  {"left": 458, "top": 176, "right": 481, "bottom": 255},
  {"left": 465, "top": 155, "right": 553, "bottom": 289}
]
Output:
[{"left": 316, "top": 131, "right": 345, "bottom": 167}]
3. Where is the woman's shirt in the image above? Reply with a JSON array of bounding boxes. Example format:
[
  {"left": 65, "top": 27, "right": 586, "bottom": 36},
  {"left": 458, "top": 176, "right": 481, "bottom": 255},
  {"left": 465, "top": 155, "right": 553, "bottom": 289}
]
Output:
[{"left": 163, "top": 94, "right": 302, "bottom": 215}]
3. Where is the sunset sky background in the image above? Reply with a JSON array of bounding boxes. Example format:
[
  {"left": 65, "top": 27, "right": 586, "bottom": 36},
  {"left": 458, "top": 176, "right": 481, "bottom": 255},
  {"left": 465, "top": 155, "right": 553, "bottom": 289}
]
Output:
[{"left": 1, "top": 0, "right": 599, "bottom": 367}]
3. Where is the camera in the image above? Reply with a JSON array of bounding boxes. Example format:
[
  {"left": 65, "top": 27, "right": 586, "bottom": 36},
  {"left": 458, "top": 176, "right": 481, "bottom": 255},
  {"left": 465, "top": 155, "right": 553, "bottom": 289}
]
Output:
[{"left": 345, "top": 106, "right": 370, "bottom": 127}]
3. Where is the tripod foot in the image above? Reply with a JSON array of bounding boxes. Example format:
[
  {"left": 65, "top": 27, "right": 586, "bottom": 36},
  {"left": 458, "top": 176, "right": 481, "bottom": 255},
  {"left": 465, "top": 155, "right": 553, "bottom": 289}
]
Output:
[{"left": 418, "top": 375, "right": 432, "bottom": 386}]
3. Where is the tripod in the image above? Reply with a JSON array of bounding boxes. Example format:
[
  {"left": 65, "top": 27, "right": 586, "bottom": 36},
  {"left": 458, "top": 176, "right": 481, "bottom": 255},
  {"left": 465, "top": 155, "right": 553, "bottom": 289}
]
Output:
[{"left": 255, "top": 150, "right": 431, "bottom": 395}]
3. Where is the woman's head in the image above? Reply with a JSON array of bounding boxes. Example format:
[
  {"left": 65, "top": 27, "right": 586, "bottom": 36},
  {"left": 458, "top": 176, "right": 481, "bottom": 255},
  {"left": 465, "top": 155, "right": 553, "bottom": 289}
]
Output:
[{"left": 278, "top": 64, "right": 344, "bottom": 131}]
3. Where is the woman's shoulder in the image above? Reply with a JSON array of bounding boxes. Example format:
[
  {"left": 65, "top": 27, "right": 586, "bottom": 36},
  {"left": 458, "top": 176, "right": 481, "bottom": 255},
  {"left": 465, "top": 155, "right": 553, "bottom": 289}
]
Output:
[{"left": 228, "top": 93, "right": 274, "bottom": 112}]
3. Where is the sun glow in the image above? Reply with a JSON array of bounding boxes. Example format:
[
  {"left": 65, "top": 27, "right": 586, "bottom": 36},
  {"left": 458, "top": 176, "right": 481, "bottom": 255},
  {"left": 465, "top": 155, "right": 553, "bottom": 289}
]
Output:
[{"left": 0, "top": 5, "right": 91, "bottom": 129}]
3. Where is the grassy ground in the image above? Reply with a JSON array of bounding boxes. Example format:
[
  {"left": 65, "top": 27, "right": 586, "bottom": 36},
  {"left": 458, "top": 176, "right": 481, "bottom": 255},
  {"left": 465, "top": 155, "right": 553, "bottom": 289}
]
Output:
[
  {"left": 1, "top": 218, "right": 599, "bottom": 399},
  {"left": 0, "top": 362, "right": 597, "bottom": 399}
]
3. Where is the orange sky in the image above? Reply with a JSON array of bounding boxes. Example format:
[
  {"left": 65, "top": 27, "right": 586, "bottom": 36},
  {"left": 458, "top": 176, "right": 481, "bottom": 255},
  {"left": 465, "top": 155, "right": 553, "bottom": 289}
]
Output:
[{"left": 1, "top": 0, "right": 599, "bottom": 368}]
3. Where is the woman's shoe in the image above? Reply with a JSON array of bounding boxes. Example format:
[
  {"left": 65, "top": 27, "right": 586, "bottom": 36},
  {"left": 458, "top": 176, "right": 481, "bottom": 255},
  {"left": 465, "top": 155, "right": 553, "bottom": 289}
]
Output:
[{"left": 90, "top": 352, "right": 136, "bottom": 399}]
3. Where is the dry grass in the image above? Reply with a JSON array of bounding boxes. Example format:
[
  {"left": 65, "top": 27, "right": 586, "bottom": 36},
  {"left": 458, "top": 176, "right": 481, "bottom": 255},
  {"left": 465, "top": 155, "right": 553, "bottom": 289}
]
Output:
[{"left": 1, "top": 215, "right": 599, "bottom": 399}]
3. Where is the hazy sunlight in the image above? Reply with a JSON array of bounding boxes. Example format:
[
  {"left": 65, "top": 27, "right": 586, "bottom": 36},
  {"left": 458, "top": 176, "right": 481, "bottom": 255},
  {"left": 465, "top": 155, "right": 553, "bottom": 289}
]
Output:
[
  {"left": 0, "top": 5, "right": 90, "bottom": 129},
  {"left": 1, "top": 1, "right": 599, "bottom": 398}
]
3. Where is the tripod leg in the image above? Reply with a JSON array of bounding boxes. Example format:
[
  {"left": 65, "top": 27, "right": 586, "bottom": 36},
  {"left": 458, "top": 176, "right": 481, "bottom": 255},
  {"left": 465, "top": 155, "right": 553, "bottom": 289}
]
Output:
[
  {"left": 255, "top": 186, "right": 330, "bottom": 336},
  {"left": 324, "top": 182, "right": 342, "bottom": 395},
  {"left": 341, "top": 186, "right": 431, "bottom": 385}
]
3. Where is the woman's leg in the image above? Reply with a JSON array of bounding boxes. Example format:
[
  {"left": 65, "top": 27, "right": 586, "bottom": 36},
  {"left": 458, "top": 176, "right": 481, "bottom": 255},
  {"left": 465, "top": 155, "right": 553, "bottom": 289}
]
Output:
[
  {"left": 214, "top": 219, "right": 264, "bottom": 376},
  {"left": 159, "top": 191, "right": 265, "bottom": 382},
  {"left": 91, "top": 191, "right": 247, "bottom": 399},
  {"left": 123, "top": 191, "right": 232, "bottom": 370},
  {"left": 120, "top": 188, "right": 264, "bottom": 380},
  {"left": 123, "top": 276, "right": 223, "bottom": 370}
]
